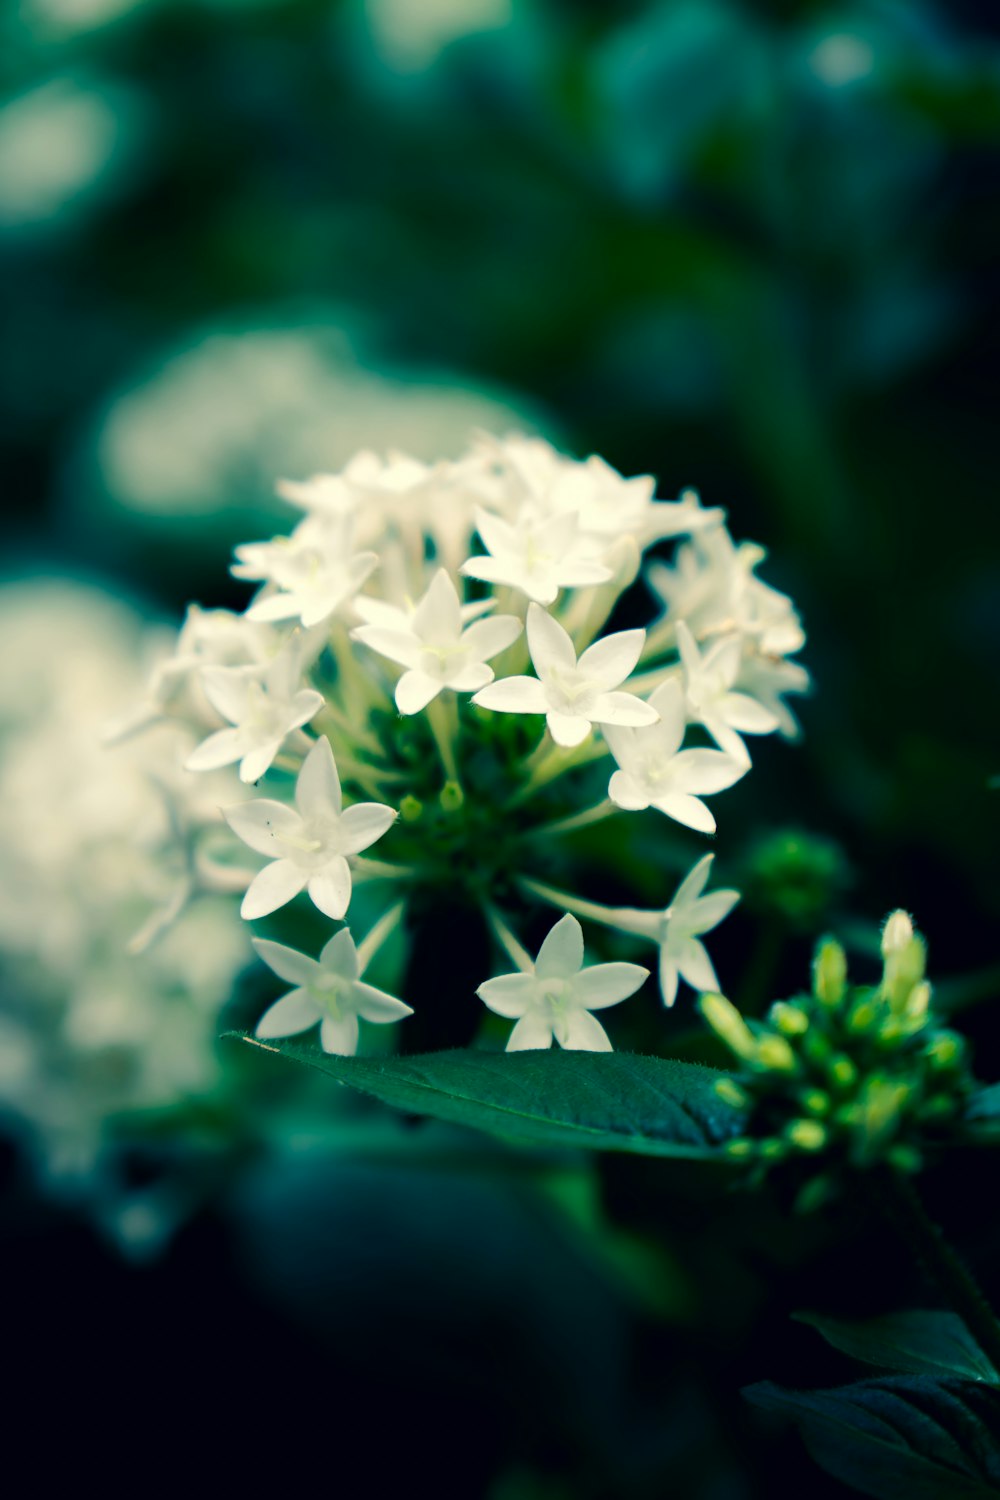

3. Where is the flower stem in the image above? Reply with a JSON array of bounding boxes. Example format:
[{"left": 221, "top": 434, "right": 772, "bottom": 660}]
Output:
[
  {"left": 356, "top": 900, "right": 407, "bottom": 973},
  {"left": 485, "top": 905, "right": 534, "bottom": 972},
  {"left": 507, "top": 736, "right": 609, "bottom": 808},
  {"left": 860, "top": 1167, "right": 1000, "bottom": 1376},
  {"left": 426, "top": 695, "right": 461, "bottom": 785},
  {"left": 519, "top": 877, "right": 659, "bottom": 940},
  {"left": 520, "top": 799, "right": 619, "bottom": 840}
]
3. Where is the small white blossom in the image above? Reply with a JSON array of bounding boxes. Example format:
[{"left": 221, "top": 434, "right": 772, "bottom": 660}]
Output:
[
  {"left": 224, "top": 737, "right": 396, "bottom": 920},
  {"left": 677, "top": 620, "right": 779, "bottom": 764},
  {"left": 611, "top": 855, "right": 740, "bottom": 1008},
  {"left": 733, "top": 649, "right": 810, "bottom": 739},
  {"left": 351, "top": 568, "right": 522, "bottom": 714},
  {"left": 472, "top": 602, "right": 657, "bottom": 748},
  {"left": 253, "top": 929, "right": 413, "bottom": 1055},
  {"left": 604, "top": 680, "right": 746, "bottom": 832},
  {"left": 460, "top": 507, "right": 612, "bottom": 605},
  {"left": 233, "top": 515, "right": 378, "bottom": 629},
  {"left": 478, "top": 913, "right": 648, "bottom": 1052},
  {"left": 185, "top": 650, "right": 323, "bottom": 784}
]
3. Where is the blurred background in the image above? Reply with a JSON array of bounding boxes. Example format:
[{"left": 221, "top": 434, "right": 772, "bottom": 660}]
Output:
[{"left": 2, "top": 2, "right": 999, "bottom": 1495}]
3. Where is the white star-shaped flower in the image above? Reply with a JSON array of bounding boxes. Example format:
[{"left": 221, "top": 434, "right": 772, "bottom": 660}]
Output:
[
  {"left": 224, "top": 737, "right": 396, "bottom": 920},
  {"left": 184, "top": 651, "right": 323, "bottom": 784},
  {"left": 676, "top": 620, "right": 779, "bottom": 764},
  {"left": 478, "top": 913, "right": 648, "bottom": 1051},
  {"left": 233, "top": 515, "right": 378, "bottom": 629},
  {"left": 606, "top": 855, "right": 740, "bottom": 1007},
  {"left": 253, "top": 929, "right": 413, "bottom": 1055},
  {"left": 734, "top": 649, "right": 810, "bottom": 739},
  {"left": 604, "top": 679, "right": 746, "bottom": 832},
  {"left": 351, "top": 568, "right": 522, "bottom": 715},
  {"left": 460, "top": 507, "right": 612, "bottom": 605},
  {"left": 472, "top": 603, "right": 658, "bottom": 748}
]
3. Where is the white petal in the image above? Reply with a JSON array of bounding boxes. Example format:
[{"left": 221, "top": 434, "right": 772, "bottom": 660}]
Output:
[
  {"left": 353, "top": 983, "right": 414, "bottom": 1023},
  {"left": 447, "top": 661, "right": 493, "bottom": 693},
  {"left": 225, "top": 799, "right": 302, "bottom": 856},
  {"left": 646, "top": 680, "right": 686, "bottom": 756},
  {"left": 675, "top": 619, "right": 701, "bottom": 679},
  {"left": 460, "top": 554, "right": 528, "bottom": 592},
  {"left": 396, "top": 670, "right": 443, "bottom": 715},
  {"left": 526, "top": 603, "right": 576, "bottom": 676},
  {"left": 703, "top": 635, "right": 743, "bottom": 687},
  {"left": 461, "top": 614, "right": 522, "bottom": 662},
  {"left": 255, "top": 989, "right": 319, "bottom": 1039},
  {"left": 591, "top": 691, "right": 659, "bottom": 728},
  {"left": 472, "top": 507, "right": 516, "bottom": 558},
  {"left": 554, "top": 559, "right": 613, "bottom": 588},
  {"left": 535, "top": 913, "right": 584, "bottom": 979},
  {"left": 671, "top": 854, "right": 714, "bottom": 910},
  {"left": 320, "top": 1014, "right": 360, "bottom": 1055},
  {"left": 338, "top": 802, "right": 397, "bottom": 854},
  {"left": 546, "top": 711, "right": 591, "bottom": 747},
  {"left": 200, "top": 668, "right": 251, "bottom": 724},
  {"left": 573, "top": 962, "right": 649, "bottom": 1009},
  {"left": 653, "top": 792, "right": 716, "bottom": 834},
  {"left": 185, "top": 727, "right": 244, "bottom": 772},
  {"left": 672, "top": 749, "right": 746, "bottom": 795},
  {"left": 608, "top": 769, "right": 651, "bottom": 811},
  {"left": 296, "top": 736, "right": 342, "bottom": 818},
  {"left": 289, "top": 689, "right": 324, "bottom": 729},
  {"left": 506, "top": 1014, "right": 554, "bottom": 1051},
  {"left": 472, "top": 676, "right": 549, "bottom": 715},
  {"left": 721, "top": 692, "right": 780, "bottom": 733},
  {"left": 658, "top": 951, "right": 680, "bottom": 1008},
  {"left": 414, "top": 568, "right": 461, "bottom": 643},
  {"left": 477, "top": 973, "right": 537, "bottom": 1018},
  {"left": 239, "top": 740, "right": 282, "bottom": 785},
  {"left": 676, "top": 938, "right": 719, "bottom": 993},
  {"left": 692, "top": 890, "right": 740, "bottom": 931},
  {"left": 242, "top": 859, "right": 309, "bottom": 919},
  {"left": 307, "top": 859, "right": 352, "bottom": 920},
  {"left": 319, "top": 927, "right": 360, "bottom": 979},
  {"left": 559, "top": 1010, "right": 613, "bottom": 1052},
  {"left": 578, "top": 629, "right": 645, "bottom": 690},
  {"left": 703, "top": 717, "right": 751, "bottom": 765},
  {"left": 351, "top": 625, "right": 421, "bottom": 669},
  {"left": 245, "top": 593, "right": 302, "bottom": 623},
  {"left": 252, "top": 937, "right": 320, "bottom": 986}
]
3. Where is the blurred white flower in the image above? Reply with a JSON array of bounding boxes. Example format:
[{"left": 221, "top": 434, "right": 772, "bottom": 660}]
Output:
[
  {"left": 676, "top": 620, "right": 779, "bottom": 763},
  {"left": 185, "top": 650, "right": 323, "bottom": 783}
]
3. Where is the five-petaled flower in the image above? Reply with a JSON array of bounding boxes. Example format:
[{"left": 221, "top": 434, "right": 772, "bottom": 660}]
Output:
[
  {"left": 253, "top": 929, "right": 413, "bottom": 1055},
  {"left": 478, "top": 913, "right": 648, "bottom": 1052},
  {"left": 611, "top": 854, "right": 740, "bottom": 1007},
  {"left": 234, "top": 515, "right": 378, "bottom": 629},
  {"left": 676, "top": 621, "right": 779, "bottom": 765},
  {"left": 604, "top": 679, "right": 746, "bottom": 832},
  {"left": 185, "top": 650, "right": 323, "bottom": 784},
  {"left": 351, "top": 567, "right": 521, "bottom": 714},
  {"left": 460, "top": 508, "right": 611, "bottom": 605},
  {"left": 473, "top": 603, "right": 658, "bottom": 748},
  {"left": 224, "top": 737, "right": 396, "bottom": 920}
]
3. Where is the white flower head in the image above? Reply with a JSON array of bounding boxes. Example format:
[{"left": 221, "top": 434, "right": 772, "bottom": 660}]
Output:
[
  {"left": 253, "top": 929, "right": 413, "bottom": 1055},
  {"left": 646, "top": 854, "right": 740, "bottom": 1008},
  {"left": 185, "top": 649, "right": 323, "bottom": 784},
  {"left": 604, "top": 679, "right": 746, "bottom": 832},
  {"left": 233, "top": 514, "right": 378, "bottom": 629},
  {"left": 478, "top": 913, "right": 648, "bottom": 1052},
  {"left": 224, "top": 737, "right": 396, "bottom": 921},
  {"left": 677, "top": 620, "right": 779, "bottom": 764},
  {"left": 734, "top": 649, "right": 810, "bottom": 739},
  {"left": 351, "top": 567, "right": 522, "bottom": 715},
  {"left": 472, "top": 603, "right": 658, "bottom": 748},
  {"left": 460, "top": 506, "right": 612, "bottom": 605}
]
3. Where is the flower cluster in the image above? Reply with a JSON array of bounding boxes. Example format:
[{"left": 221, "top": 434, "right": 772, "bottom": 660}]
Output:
[
  {"left": 126, "top": 435, "right": 809, "bottom": 1055},
  {"left": 702, "top": 912, "right": 977, "bottom": 1207}
]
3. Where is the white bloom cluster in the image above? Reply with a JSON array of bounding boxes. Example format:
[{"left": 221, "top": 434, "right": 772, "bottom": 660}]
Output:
[
  {"left": 130, "top": 435, "right": 808, "bottom": 1054},
  {"left": 0, "top": 581, "right": 250, "bottom": 1199}
]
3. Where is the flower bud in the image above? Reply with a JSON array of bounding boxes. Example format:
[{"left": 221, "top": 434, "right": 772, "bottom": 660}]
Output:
[
  {"left": 881, "top": 909, "right": 914, "bottom": 955},
  {"left": 714, "top": 1078, "right": 750, "bottom": 1110},
  {"left": 724, "top": 1138, "right": 756, "bottom": 1160},
  {"left": 813, "top": 937, "right": 847, "bottom": 1008},
  {"left": 887, "top": 1144, "right": 923, "bottom": 1174},
  {"left": 785, "top": 1119, "right": 827, "bottom": 1152},
  {"left": 799, "top": 1088, "right": 830, "bottom": 1116},
  {"left": 828, "top": 1055, "right": 858, "bottom": 1090},
  {"left": 770, "top": 1001, "right": 809, "bottom": 1037},
  {"left": 699, "top": 993, "right": 757, "bottom": 1062},
  {"left": 925, "top": 1032, "right": 964, "bottom": 1072},
  {"left": 439, "top": 780, "right": 464, "bottom": 813},
  {"left": 756, "top": 1035, "right": 798, "bottom": 1073},
  {"left": 848, "top": 997, "right": 879, "bottom": 1035},
  {"left": 400, "top": 794, "right": 423, "bottom": 822}
]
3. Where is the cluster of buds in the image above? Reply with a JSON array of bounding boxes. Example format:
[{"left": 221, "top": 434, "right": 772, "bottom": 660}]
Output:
[{"left": 702, "top": 912, "right": 975, "bottom": 1207}]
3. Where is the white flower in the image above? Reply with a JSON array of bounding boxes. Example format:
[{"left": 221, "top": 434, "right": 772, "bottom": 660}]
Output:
[
  {"left": 477, "top": 913, "right": 648, "bottom": 1051},
  {"left": 460, "top": 507, "right": 612, "bottom": 604},
  {"left": 185, "top": 650, "right": 323, "bottom": 784},
  {"left": 233, "top": 515, "right": 378, "bottom": 629},
  {"left": 612, "top": 855, "right": 740, "bottom": 1008},
  {"left": 604, "top": 680, "right": 746, "bottom": 832},
  {"left": 733, "top": 649, "right": 810, "bottom": 739},
  {"left": 472, "top": 603, "right": 658, "bottom": 748},
  {"left": 223, "top": 737, "right": 396, "bottom": 920},
  {"left": 351, "top": 567, "right": 522, "bottom": 714},
  {"left": 677, "top": 620, "right": 779, "bottom": 764},
  {"left": 253, "top": 929, "right": 413, "bottom": 1055}
]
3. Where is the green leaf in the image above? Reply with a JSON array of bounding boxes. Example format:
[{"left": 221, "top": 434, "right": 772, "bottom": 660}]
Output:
[
  {"left": 968, "top": 1083, "right": 1000, "bottom": 1121},
  {"left": 745, "top": 1376, "right": 1000, "bottom": 1500},
  {"left": 795, "top": 1310, "right": 998, "bottom": 1384},
  {"left": 231, "top": 1036, "right": 743, "bottom": 1158}
]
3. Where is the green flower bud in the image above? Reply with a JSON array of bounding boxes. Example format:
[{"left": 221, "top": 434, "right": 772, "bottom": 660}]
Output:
[
  {"left": 794, "top": 1175, "right": 836, "bottom": 1214},
  {"left": 881, "top": 909, "right": 915, "bottom": 955},
  {"left": 848, "top": 998, "right": 880, "bottom": 1035},
  {"left": 828, "top": 1055, "right": 858, "bottom": 1090},
  {"left": 714, "top": 1078, "right": 750, "bottom": 1110},
  {"left": 886, "top": 1144, "right": 923, "bottom": 1174},
  {"left": 400, "top": 794, "right": 423, "bottom": 823},
  {"left": 699, "top": 993, "right": 758, "bottom": 1062},
  {"left": 803, "top": 1029, "right": 834, "bottom": 1068},
  {"left": 925, "top": 1032, "right": 964, "bottom": 1072},
  {"left": 771, "top": 1001, "right": 809, "bottom": 1037},
  {"left": 760, "top": 1138, "right": 788, "bottom": 1161},
  {"left": 756, "top": 1034, "right": 798, "bottom": 1073},
  {"left": 813, "top": 938, "right": 847, "bottom": 1008},
  {"left": 439, "top": 780, "right": 464, "bottom": 813},
  {"left": 724, "top": 1138, "right": 756, "bottom": 1160},
  {"left": 786, "top": 1119, "right": 827, "bottom": 1153},
  {"left": 799, "top": 1088, "right": 830, "bottom": 1117}
]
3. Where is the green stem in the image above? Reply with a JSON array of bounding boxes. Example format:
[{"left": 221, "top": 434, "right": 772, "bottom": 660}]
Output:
[
  {"left": 861, "top": 1168, "right": 1000, "bottom": 1376},
  {"left": 519, "top": 877, "right": 659, "bottom": 940},
  {"left": 521, "top": 799, "right": 619, "bottom": 840},
  {"left": 426, "top": 695, "right": 461, "bottom": 785},
  {"left": 356, "top": 900, "right": 407, "bottom": 973},
  {"left": 485, "top": 905, "right": 534, "bottom": 972},
  {"left": 507, "top": 736, "right": 609, "bottom": 808}
]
